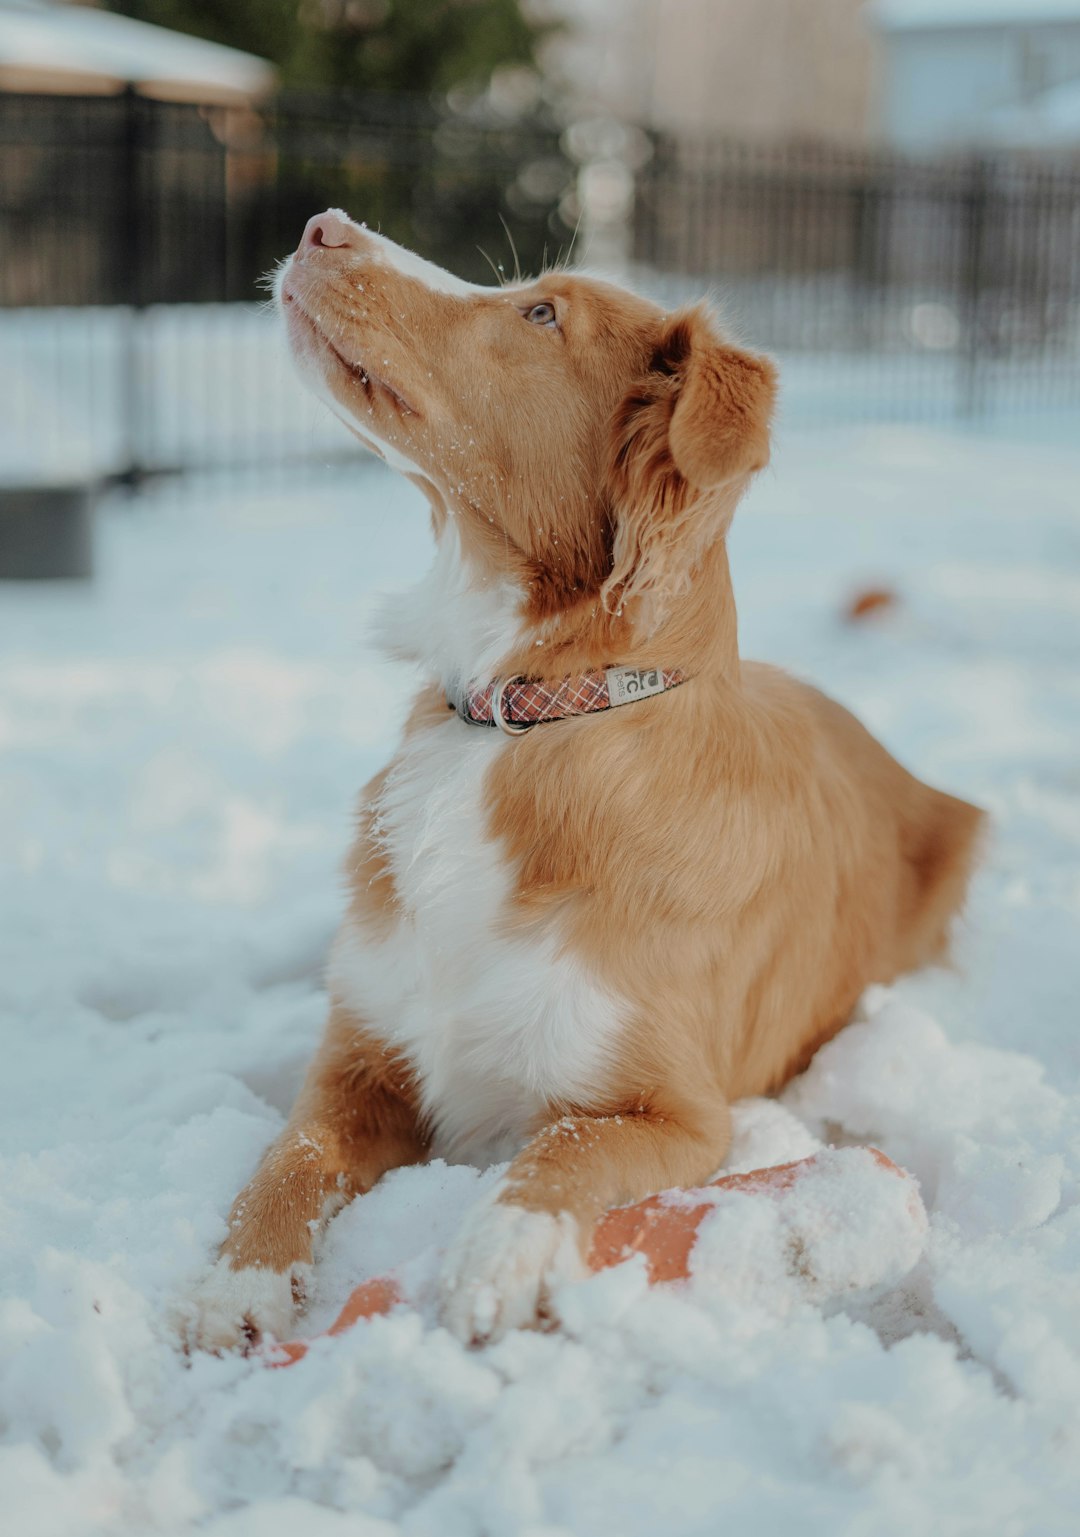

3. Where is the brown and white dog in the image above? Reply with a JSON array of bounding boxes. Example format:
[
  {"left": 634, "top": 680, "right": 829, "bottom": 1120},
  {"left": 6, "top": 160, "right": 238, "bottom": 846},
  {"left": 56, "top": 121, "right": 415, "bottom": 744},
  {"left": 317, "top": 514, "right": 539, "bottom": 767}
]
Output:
[{"left": 187, "top": 210, "right": 984, "bottom": 1350}]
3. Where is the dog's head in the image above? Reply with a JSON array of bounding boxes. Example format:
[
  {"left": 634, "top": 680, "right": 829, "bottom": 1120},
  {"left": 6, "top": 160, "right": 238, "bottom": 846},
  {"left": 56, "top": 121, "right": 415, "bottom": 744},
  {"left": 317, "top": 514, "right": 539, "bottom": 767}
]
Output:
[{"left": 279, "top": 210, "right": 775, "bottom": 650}]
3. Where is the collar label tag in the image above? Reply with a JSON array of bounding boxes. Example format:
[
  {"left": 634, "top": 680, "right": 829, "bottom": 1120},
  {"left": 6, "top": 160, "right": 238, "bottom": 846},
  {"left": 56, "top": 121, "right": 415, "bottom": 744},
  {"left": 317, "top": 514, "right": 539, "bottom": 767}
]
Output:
[{"left": 606, "top": 667, "right": 666, "bottom": 707}]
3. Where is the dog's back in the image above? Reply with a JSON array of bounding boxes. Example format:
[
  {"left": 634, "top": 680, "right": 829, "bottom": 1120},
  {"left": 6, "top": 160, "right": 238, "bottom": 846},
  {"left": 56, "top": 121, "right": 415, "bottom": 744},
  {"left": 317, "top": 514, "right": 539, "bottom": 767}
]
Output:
[{"left": 725, "top": 666, "right": 985, "bottom": 1091}]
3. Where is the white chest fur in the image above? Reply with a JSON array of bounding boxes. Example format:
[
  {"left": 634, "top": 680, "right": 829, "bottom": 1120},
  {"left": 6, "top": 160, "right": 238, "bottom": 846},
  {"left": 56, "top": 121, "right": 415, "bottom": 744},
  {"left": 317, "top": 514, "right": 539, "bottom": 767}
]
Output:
[{"left": 328, "top": 712, "right": 623, "bottom": 1162}]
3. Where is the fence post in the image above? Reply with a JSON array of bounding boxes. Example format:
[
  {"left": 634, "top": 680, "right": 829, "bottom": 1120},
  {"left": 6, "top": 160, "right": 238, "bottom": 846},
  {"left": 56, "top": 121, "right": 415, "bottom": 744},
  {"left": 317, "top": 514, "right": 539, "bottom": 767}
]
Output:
[
  {"left": 958, "top": 155, "right": 990, "bottom": 418},
  {"left": 564, "top": 118, "right": 638, "bottom": 277},
  {"left": 118, "top": 85, "right": 146, "bottom": 487},
  {"left": 853, "top": 170, "right": 887, "bottom": 352}
]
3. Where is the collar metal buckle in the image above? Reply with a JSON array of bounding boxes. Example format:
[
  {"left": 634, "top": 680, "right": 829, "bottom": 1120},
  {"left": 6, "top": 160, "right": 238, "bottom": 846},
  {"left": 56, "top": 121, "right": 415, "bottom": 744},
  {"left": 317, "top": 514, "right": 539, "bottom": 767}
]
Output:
[{"left": 491, "top": 675, "right": 531, "bottom": 735}]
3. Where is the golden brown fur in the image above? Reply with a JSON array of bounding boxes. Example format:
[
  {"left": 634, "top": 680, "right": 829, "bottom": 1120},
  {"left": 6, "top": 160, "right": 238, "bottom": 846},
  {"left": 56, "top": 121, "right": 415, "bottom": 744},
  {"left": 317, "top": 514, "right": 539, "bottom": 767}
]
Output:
[{"left": 189, "top": 211, "right": 984, "bottom": 1349}]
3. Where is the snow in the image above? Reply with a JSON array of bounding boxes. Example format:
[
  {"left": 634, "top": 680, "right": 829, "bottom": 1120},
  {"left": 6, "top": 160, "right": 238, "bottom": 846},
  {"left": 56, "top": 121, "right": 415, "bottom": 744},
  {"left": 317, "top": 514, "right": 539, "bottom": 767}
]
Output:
[
  {"left": 0, "top": 307, "right": 346, "bottom": 484},
  {"left": 2, "top": 413, "right": 1079, "bottom": 1533},
  {"left": 685, "top": 1145, "right": 929, "bottom": 1313}
]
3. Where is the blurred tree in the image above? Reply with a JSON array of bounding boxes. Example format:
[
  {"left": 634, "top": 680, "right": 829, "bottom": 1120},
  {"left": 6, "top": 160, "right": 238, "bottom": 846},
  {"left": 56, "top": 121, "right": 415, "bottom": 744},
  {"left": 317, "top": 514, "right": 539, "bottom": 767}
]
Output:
[{"left": 101, "top": 0, "right": 551, "bottom": 95}]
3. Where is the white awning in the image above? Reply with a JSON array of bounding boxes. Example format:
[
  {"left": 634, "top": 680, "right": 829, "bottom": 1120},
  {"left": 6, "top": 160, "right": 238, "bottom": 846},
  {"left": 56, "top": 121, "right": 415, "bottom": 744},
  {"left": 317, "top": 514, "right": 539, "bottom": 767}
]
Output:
[{"left": 0, "top": 0, "right": 276, "bottom": 103}]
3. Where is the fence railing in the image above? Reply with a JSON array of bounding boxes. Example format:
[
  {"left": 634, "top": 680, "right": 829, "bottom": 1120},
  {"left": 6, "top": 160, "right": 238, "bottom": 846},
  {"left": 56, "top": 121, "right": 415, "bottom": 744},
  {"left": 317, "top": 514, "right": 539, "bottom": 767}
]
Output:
[
  {"left": 634, "top": 137, "right": 1080, "bottom": 419},
  {"left": 2, "top": 89, "right": 1079, "bottom": 485},
  {"left": 0, "top": 87, "right": 576, "bottom": 307}
]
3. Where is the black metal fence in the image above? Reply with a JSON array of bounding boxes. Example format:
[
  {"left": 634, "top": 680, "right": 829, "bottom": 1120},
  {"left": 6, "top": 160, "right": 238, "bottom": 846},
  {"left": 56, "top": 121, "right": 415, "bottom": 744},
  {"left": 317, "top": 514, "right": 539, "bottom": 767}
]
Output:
[
  {"left": 0, "top": 88, "right": 576, "bottom": 483},
  {"left": 635, "top": 137, "right": 1080, "bottom": 420},
  {"left": 2, "top": 89, "right": 1079, "bottom": 486},
  {"left": 0, "top": 88, "right": 577, "bottom": 306}
]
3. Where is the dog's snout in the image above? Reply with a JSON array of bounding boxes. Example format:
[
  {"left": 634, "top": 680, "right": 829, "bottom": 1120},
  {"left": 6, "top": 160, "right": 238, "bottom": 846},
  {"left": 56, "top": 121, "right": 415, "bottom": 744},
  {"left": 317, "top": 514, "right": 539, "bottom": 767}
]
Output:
[{"left": 299, "top": 209, "right": 357, "bottom": 254}]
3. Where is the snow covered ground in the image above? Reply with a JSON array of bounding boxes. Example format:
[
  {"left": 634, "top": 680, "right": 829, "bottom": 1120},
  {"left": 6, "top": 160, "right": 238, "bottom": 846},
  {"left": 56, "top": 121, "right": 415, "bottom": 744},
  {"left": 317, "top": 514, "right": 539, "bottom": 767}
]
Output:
[
  {"left": 2, "top": 410, "right": 1079, "bottom": 1535},
  {"left": 0, "top": 306, "right": 354, "bottom": 483}
]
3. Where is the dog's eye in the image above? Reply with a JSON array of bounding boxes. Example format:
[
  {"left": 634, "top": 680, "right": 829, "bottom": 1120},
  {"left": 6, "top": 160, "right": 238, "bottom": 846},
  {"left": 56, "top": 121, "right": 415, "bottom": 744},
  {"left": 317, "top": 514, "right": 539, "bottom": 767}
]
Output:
[{"left": 524, "top": 302, "right": 557, "bottom": 326}]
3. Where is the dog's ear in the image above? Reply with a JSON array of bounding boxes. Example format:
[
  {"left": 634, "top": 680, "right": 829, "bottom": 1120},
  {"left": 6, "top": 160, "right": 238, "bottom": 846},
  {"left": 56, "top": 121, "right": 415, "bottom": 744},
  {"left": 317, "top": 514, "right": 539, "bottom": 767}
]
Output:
[{"left": 603, "top": 307, "right": 776, "bottom": 628}]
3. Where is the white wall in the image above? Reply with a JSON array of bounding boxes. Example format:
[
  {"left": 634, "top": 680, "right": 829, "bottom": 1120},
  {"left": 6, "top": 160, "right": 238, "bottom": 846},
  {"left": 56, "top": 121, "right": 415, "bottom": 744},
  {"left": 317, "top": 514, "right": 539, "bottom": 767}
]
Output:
[{"left": 545, "top": 0, "right": 875, "bottom": 142}]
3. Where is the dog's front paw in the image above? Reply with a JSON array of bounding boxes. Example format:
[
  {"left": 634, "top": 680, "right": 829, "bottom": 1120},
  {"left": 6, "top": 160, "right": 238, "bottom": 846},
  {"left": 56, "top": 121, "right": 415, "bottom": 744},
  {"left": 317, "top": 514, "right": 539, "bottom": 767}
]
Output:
[
  {"left": 439, "top": 1194, "right": 586, "bottom": 1346},
  {"left": 182, "top": 1255, "right": 309, "bottom": 1354}
]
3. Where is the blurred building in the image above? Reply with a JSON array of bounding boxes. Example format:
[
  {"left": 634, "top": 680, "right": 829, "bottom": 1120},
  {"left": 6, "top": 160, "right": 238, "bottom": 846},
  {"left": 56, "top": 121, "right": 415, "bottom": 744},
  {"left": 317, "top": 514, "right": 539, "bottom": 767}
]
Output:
[
  {"left": 871, "top": 0, "right": 1080, "bottom": 147},
  {"left": 546, "top": 0, "right": 876, "bottom": 143}
]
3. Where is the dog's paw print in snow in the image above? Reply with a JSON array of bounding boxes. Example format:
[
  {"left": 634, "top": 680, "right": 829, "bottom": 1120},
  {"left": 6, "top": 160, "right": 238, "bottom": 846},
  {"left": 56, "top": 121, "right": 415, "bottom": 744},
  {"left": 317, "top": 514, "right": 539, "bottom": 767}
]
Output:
[
  {"left": 438, "top": 1191, "right": 587, "bottom": 1345},
  {"left": 181, "top": 1255, "right": 309, "bottom": 1354}
]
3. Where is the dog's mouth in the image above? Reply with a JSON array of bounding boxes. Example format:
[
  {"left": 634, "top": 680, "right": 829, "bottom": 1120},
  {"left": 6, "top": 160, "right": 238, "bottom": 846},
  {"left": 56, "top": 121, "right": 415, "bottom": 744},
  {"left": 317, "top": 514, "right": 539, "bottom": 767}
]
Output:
[{"left": 283, "top": 288, "right": 419, "bottom": 419}]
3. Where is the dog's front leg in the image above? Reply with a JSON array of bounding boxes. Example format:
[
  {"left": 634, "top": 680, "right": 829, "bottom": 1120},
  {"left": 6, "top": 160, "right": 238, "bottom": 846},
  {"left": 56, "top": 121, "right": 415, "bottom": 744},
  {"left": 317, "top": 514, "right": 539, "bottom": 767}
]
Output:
[
  {"left": 440, "top": 1098, "right": 731, "bottom": 1345},
  {"left": 186, "top": 1005, "right": 426, "bottom": 1351}
]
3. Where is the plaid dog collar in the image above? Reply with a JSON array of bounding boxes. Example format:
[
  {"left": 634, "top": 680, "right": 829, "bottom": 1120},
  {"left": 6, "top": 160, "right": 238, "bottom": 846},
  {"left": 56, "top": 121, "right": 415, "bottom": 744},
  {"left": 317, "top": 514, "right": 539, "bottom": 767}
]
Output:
[{"left": 451, "top": 666, "right": 688, "bottom": 735}]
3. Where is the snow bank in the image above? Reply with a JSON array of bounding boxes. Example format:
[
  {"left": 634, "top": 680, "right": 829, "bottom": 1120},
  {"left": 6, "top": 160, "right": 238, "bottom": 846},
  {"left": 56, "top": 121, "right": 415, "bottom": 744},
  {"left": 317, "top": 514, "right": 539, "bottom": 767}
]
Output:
[
  {"left": 789, "top": 989, "right": 1080, "bottom": 1424},
  {"left": 1, "top": 422, "right": 1079, "bottom": 1533}
]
